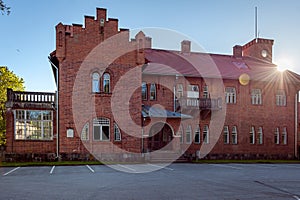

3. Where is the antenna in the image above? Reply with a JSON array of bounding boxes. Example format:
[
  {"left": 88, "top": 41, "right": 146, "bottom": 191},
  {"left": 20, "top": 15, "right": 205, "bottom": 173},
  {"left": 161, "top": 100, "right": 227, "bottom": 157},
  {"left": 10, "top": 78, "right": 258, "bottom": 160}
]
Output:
[{"left": 255, "top": 7, "right": 258, "bottom": 41}]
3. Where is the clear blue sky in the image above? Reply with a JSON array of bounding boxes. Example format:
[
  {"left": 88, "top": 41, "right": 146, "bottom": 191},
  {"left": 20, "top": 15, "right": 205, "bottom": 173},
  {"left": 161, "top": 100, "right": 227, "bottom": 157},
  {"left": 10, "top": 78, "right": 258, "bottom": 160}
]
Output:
[{"left": 1, "top": 0, "right": 300, "bottom": 92}]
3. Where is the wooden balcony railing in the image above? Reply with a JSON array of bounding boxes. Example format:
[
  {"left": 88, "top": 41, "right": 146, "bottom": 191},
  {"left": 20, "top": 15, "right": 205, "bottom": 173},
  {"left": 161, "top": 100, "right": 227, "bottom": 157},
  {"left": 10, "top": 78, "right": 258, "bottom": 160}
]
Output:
[
  {"left": 7, "top": 88, "right": 55, "bottom": 103},
  {"left": 176, "top": 97, "right": 222, "bottom": 111}
]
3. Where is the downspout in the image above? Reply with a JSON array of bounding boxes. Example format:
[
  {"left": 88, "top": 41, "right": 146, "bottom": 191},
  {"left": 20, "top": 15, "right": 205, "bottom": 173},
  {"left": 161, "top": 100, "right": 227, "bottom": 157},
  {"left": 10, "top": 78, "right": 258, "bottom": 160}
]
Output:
[
  {"left": 295, "top": 93, "right": 298, "bottom": 159},
  {"left": 48, "top": 57, "right": 59, "bottom": 159}
]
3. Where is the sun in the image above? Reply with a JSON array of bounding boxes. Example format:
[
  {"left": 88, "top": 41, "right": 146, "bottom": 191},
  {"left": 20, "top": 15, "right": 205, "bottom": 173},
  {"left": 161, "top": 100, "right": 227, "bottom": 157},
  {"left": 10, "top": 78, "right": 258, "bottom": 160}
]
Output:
[
  {"left": 275, "top": 57, "right": 294, "bottom": 72},
  {"left": 276, "top": 65, "right": 289, "bottom": 72}
]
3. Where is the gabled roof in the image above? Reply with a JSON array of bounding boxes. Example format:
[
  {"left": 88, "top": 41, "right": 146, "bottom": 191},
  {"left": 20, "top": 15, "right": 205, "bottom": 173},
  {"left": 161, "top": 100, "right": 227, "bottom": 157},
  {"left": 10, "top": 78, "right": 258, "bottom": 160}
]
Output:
[{"left": 143, "top": 49, "right": 300, "bottom": 84}]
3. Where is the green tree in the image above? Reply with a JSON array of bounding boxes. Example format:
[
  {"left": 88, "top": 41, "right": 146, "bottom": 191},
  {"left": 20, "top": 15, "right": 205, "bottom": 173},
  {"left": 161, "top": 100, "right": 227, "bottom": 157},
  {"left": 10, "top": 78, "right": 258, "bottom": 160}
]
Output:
[
  {"left": 0, "top": 67, "right": 25, "bottom": 147},
  {"left": 0, "top": 0, "right": 10, "bottom": 15}
]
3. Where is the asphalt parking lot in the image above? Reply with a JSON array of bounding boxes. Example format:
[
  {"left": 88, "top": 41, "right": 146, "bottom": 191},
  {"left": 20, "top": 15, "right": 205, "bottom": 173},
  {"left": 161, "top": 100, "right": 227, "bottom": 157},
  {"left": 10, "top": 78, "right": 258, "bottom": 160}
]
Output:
[{"left": 1, "top": 163, "right": 300, "bottom": 200}]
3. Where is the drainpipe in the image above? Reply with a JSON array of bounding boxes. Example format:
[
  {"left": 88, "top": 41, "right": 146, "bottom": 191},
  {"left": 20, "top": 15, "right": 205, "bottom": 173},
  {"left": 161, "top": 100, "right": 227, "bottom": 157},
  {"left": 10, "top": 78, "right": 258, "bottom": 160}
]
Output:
[
  {"left": 48, "top": 57, "right": 59, "bottom": 159},
  {"left": 174, "top": 74, "right": 178, "bottom": 112}
]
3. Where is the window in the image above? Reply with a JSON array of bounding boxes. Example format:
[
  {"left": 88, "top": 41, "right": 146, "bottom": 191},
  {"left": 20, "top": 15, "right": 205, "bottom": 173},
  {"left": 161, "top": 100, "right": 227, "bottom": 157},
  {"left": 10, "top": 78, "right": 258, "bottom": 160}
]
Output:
[
  {"left": 81, "top": 123, "right": 89, "bottom": 140},
  {"left": 114, "top": 123, "right": 121, "bottom": 141},
  {"left": 232, "top": 126, "right": 237, "bottom": 144},
  {"left": 274, "top": 127, "right": 280, "bottom": 144},
  {"left": 93, "top": 118, "right": 110, "bottom": 141},
  {"left": 194, "top": 125, "right": 200, "bottom": 144},
  {"left": 276, "top": 90, "right": 286, "bottom": 106},
  {"left": 186, "top": 125, "right": 192, "bottom": 144},
  {"left": 150, "top": 83, "right": 156, "bottom": 100},
  {"left": 178, "top": 125, "right": 183, "bottom": 144},
  {"left": 142, "top": 82, "right": 147, "bottom": 100},
  {"left": 103, "top": 73, "right": 110, "bottom": 93},
  {"left": 187, "top": 85, "right": 199, "bottom": 106},
  {"left": 225, "top": 87, "right": 236, "bottom": 104},
  {"left": 250, "top": 126, "right": 255, "bottom": 144},
  {"left": 15, "top": 110, "right": 53, "bottom": 140},
  {"left": 177, "top": 84, "right": 183, "bottom": 98},
  {"left": 203, "top": 85, "right": 209, "bottom": 98},
  {"left": 203, "top": 125, "right": 209, "bottom": 144},
  {"left": 92, "top": 72, "right": 100, "bottom": 93},
  {"left": 223, "top": 126, "right": 229, "bottom": 144},
  {"left": 282, "top": 127, "right": 287, "bottom": 145},
  {"left": 258, "top": 127, "right": 263, "bottom": 144},
  {"left": 251, "top": 89, "right": 262, "bottom": 105}
]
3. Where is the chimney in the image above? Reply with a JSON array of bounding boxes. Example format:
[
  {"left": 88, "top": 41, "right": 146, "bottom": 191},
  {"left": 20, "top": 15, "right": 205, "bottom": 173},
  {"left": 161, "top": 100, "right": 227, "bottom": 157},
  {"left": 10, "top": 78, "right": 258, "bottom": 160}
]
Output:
[
  {"left": 233, "top": 45, "right": 243, "bottom": 58},
  {"left": 181, "top": 40, "right": 191, "bottom": 54}
]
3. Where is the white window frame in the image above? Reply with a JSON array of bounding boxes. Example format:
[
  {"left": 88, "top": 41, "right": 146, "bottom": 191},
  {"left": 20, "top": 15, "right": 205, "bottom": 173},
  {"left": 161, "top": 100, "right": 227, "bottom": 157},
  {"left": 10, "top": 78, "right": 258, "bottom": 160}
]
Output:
[
  {"left": 93, "top": 118, "right": 110, "bottom": 141},
  {"left": 178, "top": 125, "right": 183, "bottom": 144},
  {"left": 149, "top": 83, "right": 156, "bottom": 100},
  {"left": 250, "top": 126, "right": 255, "bottom": 144},
  {"left": 81, "top": 122, "right": 89, "bottom": 141},
  {"left": 258, "top": 127, "right": 263, "bottom": 144},
  {"left": 203, "top": 85, "right": 209, "bottom": 99},
  {"left": 177, "top": 83, "right": 183, "bottom": 98},
  {"left": 275, "top": 127, "right": 280, "bottom": 144},
  {"left": 142, "top": 82, "right": 147, "bottom": 100},
  {"left": 251, "top": 89, "right": 262, "bottom": 105},
  {"left": 103, "top": 73, "right": 110, "bottom": 93},
  {"left": 186, "top": 125, "right": 192, "bottom": 144},
  {"left": 232, "top": 126, "right": 237, "bottom": 144},
  {"left": 92, "top": 72, "right": 100, "bottom": 93},
  {"left": 282, "top": 127, "right": 287, "bottom": 145},
  {"left": 223, "top": 126, "right": 229, "bottom": 144},
  {"left": 225, "top": 87, "right": 236, "bottom": 104},
  {"left": 194, "top": 125, "right": 200, "bottom": 144},
  {"left": 114, "top": 123, "right": 121, "bottom": 141},
  {"left": 203, "top": 125, "right": 209, "bottom": 144},
  {"left": 276, "top": 90, "right": 286, "bottom": 106}
]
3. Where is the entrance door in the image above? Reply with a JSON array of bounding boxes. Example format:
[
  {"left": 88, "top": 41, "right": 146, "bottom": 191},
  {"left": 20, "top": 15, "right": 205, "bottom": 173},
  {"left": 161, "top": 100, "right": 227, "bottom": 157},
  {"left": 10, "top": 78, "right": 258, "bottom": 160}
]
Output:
[{"left": 148, "top": 122, "right": 173, "bottom": 151}]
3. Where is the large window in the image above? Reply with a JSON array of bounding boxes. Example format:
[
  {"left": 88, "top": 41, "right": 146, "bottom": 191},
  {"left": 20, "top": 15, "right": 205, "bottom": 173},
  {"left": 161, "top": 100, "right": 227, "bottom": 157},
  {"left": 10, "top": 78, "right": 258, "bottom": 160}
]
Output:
[
  {"left": 186, "top": 125, "right": 192, "bottom": 144},
  {"left": 223, "top": 126, "right": 229, "bottom": 144},
  {"left": 114, "top": 123, "right": 121, "bottom": 141},
  {"left": 81, "top": 123, "right": 89, "bottom": 141},
  {"left": 231, "top": 126, "right": 237, "bottom": 144},
  {"left": 142, "top": 82, "right": 147, "bottom": 100},
  {"left": 93, "top": 118, "right": 110, "bottom": 141},
  {"left": 187, "top": 85, "right": 199, "bottom": 106},
  {"left": 178, "top": 125, "right": 183, "bottom": 144},
  {"left": 251, "top": 89, "right": 262, "bottom": 105},
  {"left": 15, "top": 110, "right": 53, "bottom": 140},
  {"left": 203, "top": 125, "right": 209, "bottom": 144},
  {"left": 282, "top": 127, "right": 287, "bottom": 145},
  {"left": 274, "top": 127, "right": 280, "bottom": 144},
  {"left": 103, "top": 73, "right": 110, "bottom": 93},
  {"left": 225, "top": 87, "right": 236, "bottom": 104},
  {"left": 276, "top": 90, "right": 286, "bottom": 106},
  {"left": 150, "top": 83, "right": 156, "bottom": 100},
  {"left": 250, "top": 126, "right": 255, "bottom": 144},
  {"left": 194, "top": 125, "right": 200, "bottom": 144},
  {"left": 176, "top": 84, "right": 183, "bottom": 98},
  {"left": 92, "top": 72, "right": 100, "bottom": 93},
  {"left": 258, "top": 127, "right": 263, "bottom": 144}
]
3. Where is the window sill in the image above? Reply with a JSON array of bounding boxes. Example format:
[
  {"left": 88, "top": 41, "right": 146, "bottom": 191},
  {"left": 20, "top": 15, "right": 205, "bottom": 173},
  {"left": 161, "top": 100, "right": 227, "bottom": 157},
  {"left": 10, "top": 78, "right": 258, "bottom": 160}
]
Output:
[
  {"left": 14, "top": 139, "right": 54, "bottom": 142},
  {"left": 92, "top": 92, "right": 112, "bottom": 97}
]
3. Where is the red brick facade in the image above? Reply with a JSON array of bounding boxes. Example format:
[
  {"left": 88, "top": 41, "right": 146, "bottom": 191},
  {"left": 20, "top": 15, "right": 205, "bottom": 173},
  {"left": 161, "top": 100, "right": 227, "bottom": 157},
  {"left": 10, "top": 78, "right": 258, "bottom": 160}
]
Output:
[{"left": 5, "top": 8, "right": 300, "bottom": 161}]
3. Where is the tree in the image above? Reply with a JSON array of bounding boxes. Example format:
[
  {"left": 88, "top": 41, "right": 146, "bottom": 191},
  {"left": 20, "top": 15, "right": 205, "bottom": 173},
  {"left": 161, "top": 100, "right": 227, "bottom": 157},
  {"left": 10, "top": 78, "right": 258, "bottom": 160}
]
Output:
[
  {"left": 0, "top": 0, "right": 10, "bottom": 15},
  {"left": 0, "top": 67, "right": 25, "bottom": 147}
]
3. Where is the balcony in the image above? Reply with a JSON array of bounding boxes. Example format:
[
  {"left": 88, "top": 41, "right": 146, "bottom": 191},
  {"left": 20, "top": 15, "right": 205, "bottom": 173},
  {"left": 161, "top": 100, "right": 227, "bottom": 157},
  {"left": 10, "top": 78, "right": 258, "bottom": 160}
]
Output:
[{"left": 176, "top": 97, "right": 222, "bottom": 111}]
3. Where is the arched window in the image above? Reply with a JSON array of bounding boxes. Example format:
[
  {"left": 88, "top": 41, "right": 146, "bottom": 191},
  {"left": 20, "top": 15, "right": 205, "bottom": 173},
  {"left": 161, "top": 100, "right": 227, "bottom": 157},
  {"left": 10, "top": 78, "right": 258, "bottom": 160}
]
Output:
[
  {"left": 81, "top": 123, "right": 89, "bottom": 141},
  {"left": 142, "top": 82, "right": 147, "bottom": 100},
  {"left": 150, "top": 83, "right": 156, "bottom": 100},
  {"left": 203, "top": 125, "right": 209, "bottom": 144},
  {"left": 194, "top": 125, "right": 200, "bottom": 144},
  {"left": 114, "top": 123, "right": 121, "bottom": 141},
  {"left": 103, "top": 73, "right": 110, "bottom": 93},
  {"left": 92, "top": 73, "right": 100, "bottom": 93},
  {"left": 232, "top": 126, "right": 238, "bottom": 144},
  {"left": 186, "top": 125, "right": 192, "bottom": 144},
  {"left": 258, "top": 127, "right": 263, "bottom": 144}
]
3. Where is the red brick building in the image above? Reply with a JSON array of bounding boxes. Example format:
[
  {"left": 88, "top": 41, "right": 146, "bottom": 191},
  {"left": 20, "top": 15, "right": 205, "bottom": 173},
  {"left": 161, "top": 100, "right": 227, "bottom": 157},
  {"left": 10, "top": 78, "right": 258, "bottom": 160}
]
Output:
[{"left": 5, "top": 8, "right": 300, "bottom": 161}]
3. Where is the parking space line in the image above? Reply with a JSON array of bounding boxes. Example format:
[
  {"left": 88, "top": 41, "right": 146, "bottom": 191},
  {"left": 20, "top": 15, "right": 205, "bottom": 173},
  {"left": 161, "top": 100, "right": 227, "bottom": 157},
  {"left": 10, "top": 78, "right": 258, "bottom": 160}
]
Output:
[
  {"left": 209, "top": 164, "right": 242, "bottom": 170},
  {"left": 86, "top": 165, "right": 95, "bottom": 173},
  {"left": 3, "top": 167, "right": 20, "bottom": 176},
  {"left": 50, "top": 166, "right": 55, "bottom": 174},
  {"left": 116, "top": 164, "right": 136, "bottom": 172},
  {"left": 293, "top": 195, "right": 300, "bottom": 200},
  {"left": 147, "top": 163, "right": 174, "bottom": 171}
]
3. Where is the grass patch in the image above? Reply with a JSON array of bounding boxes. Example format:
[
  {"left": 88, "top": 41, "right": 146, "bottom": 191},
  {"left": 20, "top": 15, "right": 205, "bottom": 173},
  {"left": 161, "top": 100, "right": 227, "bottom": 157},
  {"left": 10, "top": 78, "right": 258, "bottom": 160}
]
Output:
[{"left": 193, "top": 159, "right": 300, "bottom": 164}]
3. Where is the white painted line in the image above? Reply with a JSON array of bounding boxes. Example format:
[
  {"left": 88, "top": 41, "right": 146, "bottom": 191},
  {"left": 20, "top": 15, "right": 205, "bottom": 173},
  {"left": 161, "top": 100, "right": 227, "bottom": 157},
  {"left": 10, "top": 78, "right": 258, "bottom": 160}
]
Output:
[
  {"left": 86, "top": 165, "right": 95, "bottom": 173},
  {"left": 209, "top": 164, "right": 242, "bottom": 170},
  {"left": 3, "top": 167, "right": 20, "bottom": 176},
  {"left": 50, "top": 166, "right": 55, "bottom": 174},
  {"left": 147, "top": 163, "right": 174, "bottom": 171},
  {"left": 116, "top": 164, "right": 136, "bottom": 172},
  {"left": 293, "top": 195, "right": 300, "bottom": 200}
]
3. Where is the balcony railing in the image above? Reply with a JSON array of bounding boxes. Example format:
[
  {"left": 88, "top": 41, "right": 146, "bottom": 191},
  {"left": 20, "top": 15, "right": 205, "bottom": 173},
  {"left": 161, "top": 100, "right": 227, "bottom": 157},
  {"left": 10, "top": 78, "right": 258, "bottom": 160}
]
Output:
[
  {"left": 176, "top": 97, "right": 222, "bottom": 110},
  {"left": 7, "top": 89, "right": 55, "bottom": 104}
]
